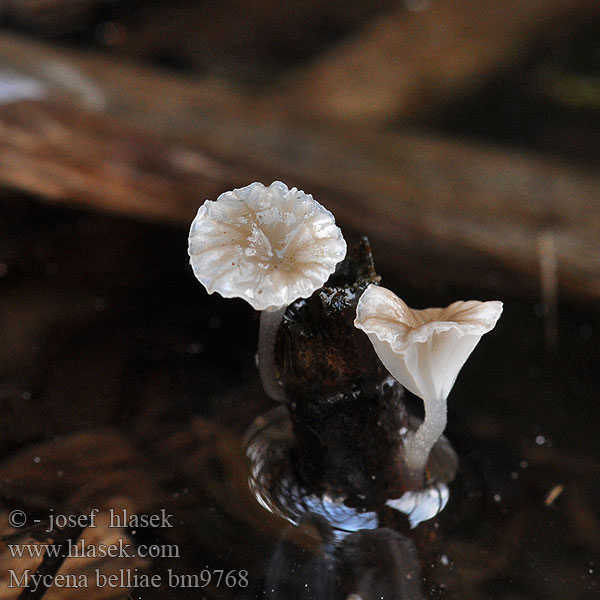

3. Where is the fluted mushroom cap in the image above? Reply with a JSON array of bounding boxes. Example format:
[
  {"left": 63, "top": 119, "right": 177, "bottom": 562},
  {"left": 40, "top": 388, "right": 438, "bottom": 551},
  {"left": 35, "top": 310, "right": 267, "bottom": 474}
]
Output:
[
  {"left": 355, "top": 285, "right": 503, "bottom": 403},
  {"left": 188, "top": 181, "right": 347, "bottom": 311}
]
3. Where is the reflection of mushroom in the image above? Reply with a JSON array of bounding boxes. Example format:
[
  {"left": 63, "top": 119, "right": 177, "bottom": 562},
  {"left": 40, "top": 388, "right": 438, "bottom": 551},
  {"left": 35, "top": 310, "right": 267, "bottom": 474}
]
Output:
[
  {"left": 188, "top": 181, "right": 346, "bottom": 400},
  {"left": 355, "top": 284, "right": 503, "bottom": 473}
]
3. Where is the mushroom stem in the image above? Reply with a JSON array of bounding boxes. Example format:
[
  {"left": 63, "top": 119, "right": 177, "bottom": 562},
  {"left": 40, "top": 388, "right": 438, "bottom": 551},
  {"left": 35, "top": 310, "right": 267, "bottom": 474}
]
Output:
[
  {"left": 404, "top": 397, "right": 447, "bottom": 473},
  {"left": 258, "top": 306, "right": 287, "bottom": 401}
]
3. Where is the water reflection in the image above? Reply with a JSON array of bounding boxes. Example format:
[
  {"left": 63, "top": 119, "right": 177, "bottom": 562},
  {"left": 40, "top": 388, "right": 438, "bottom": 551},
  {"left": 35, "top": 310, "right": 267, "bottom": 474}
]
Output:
[
  {"left": 247, "top": 407, "right": 453, "bottom": 531},
  {"left": 265, "top": 517, "right": 423, "bottom": 600},
  {"left": 386, "top": 485, "right": 449, "bottom": 529},
  {"left": 247, "top": 406, "right": 456, "bottom": 598}
]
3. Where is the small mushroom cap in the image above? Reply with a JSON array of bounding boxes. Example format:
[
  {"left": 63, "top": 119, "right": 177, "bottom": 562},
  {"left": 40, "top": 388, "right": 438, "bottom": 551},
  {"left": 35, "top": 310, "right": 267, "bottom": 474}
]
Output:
[
  {"left": 354, "top": 285, "right": 503, "bottom": 402},
  {"left": 188, "top": 181, "right": 347, "bottom": 311}
]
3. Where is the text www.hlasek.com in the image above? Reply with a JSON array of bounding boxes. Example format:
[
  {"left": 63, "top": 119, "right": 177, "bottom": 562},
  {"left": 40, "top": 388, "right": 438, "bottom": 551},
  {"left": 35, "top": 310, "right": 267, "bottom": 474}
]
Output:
[{"left": 8, "top": 538, "right": 179, "bottom": 559}]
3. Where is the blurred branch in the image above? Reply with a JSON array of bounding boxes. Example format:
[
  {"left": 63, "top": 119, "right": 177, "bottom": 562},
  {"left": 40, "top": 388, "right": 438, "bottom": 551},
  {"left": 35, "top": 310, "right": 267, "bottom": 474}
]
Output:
[
  {"left": 535, "top": 68, "right": 600, "bottom": 109},
  {"left": 283, "top": 0, "right": 600, "bottom": 123},
  {"left": 1, "top": 1, "right": 118, "bottom": 35},
  {"left": 0, "top": 33, "right": 599, "bottom": 298},
  {"left": 0, "top": 99, "right": 245, "bottom": 224}
]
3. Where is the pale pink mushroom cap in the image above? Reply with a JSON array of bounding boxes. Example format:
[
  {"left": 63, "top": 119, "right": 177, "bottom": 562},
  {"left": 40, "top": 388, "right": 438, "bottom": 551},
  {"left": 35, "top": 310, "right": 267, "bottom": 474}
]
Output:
[
  {"left": 354, "top": 285, "right": 503, "bottom": 403},
  {"left": 188, "top": 181, "right": 347, "bottom": 311}
]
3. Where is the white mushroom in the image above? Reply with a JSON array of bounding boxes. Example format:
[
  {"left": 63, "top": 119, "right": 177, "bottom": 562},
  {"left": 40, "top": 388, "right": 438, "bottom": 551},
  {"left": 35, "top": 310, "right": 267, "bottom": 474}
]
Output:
[
  {"left": 354, "top": 284, "right": 503, "bottom": 473},
  {"left": 188, "top": 181, "right": 347, "bottom": 400}
]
